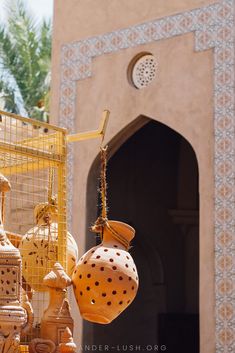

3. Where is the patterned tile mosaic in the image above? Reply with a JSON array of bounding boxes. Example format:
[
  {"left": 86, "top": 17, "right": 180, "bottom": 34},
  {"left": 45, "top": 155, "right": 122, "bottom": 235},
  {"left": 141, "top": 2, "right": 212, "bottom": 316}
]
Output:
[{"left": 59, "top": 1, "right": 234, "bottom": 351}]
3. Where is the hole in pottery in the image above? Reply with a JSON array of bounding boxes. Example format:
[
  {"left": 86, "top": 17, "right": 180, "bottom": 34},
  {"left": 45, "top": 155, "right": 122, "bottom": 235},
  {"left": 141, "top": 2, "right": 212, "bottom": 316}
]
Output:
[
  {"left": 91, "top": 264, "right": 96, "bottom": 267},
  {"left": 80, "top": 291, "right": 83, "bottom": 296},
  {"left": 116, "top": 253, "right": 120, "bottom": 256},
  {"left": 79, "top": 274, "right": 82, "bottom": 279},
  {"left": 102, "top": 293, "right": 106, "bottom": 297},
  {"left": 87, "top": 274, "right": 91, "bottom": 278},
  {"left": 132, "top": 286, "right": 134, "bottom": 290},
  {"left": 95, "top": 281, "right": 99, "bottom": 286},
  {"left": 100, "top": 267, "right": 104, "bottom": 271},
  {"left": 133, "top": 268, "right": 136, "bottom": 272},
  {"left": 12, "top": 271, "right": 16, "bottom": 275},
  {"left": 107, "top": 301, "right": 111, "bottom": 306},
  {"left": 91, "top": 299, "right": 95, "bottom": 304},
  {"left": 6, "top": 280, "right": 10, "bottom": 285},
  {"left": 125, "top": 264, "right": 129, "bottom": 268},
  {"left": 91, "top": 250, "right": 95, "bottom": 253},
  {"left": 126, "top": 256, "right": 130, "bottom": 260},
  {"left": 107, "top": 278, "right": 112, "bottom": 283},
  {"left": 128, "top": 277, "right": 132, "bottom": 281},
  {"left": 109, "top": 259, "right": 114, "bottom": 262},
  {"left": 123, "top": 290, "right": 127, "bottom": 294},
  {"left": 119, "top": 276, "right": 123, "bottom": 281},
  {"left": 113, "top": 245, "right": 118, "bottom": 248},
  {"left": 112, "top": 266, "right": 117, "bottom": 270},
  {"left": 84, "top": 261, "right": 87, "bottom": 264},
  {"left": 112, "top": 290, "right": 117, "bottom": 295},
  {"left": 86, "top": 286, "right": 90, "bottom": 291},
  {"left": 104, "top": 249, "right": 108, "bottom": 252},
  {"left": 96, "top": 255, "right": 101, "bottom": 259},
  {"left": 119, "top": 301, "right": 123, "bottom": 305},
  {"left": 127, "top": 300, "right": 130, "bottom": 304}
]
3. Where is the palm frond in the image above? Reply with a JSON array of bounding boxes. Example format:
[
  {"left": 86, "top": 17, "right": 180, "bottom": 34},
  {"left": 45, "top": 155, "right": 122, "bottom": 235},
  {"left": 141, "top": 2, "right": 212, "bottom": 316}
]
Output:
[{"left": 0, "top": 0, "right": 52, "bottom": 115}]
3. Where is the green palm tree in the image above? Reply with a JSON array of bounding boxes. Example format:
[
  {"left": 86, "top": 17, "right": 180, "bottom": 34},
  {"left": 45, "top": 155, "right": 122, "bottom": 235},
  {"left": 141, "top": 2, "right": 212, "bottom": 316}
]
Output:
[{"left": 0, "top": 0, "right": 51, "bottom": 120}]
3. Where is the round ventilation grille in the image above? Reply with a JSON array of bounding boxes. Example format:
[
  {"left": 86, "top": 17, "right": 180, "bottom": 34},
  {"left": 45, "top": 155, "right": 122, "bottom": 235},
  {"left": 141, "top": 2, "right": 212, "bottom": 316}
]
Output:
[{"left": 131, "top": 54, "right": 157, "bottom": 89}]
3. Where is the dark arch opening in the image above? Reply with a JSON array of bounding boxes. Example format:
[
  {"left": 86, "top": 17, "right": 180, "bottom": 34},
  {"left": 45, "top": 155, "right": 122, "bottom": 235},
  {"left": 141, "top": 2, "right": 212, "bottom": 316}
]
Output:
[{"left": 84, "top": 119, "right": 199, "bottom": 353}]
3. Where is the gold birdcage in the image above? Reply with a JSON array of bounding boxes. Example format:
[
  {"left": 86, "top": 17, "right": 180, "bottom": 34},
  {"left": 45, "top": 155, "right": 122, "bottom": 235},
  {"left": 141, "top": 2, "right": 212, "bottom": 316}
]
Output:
[
  {"left": 0, "top": 110, "right": 68, "bottom": 349},
  {"left": 0, "top": 109, "right": 109, "bottom": 353}
]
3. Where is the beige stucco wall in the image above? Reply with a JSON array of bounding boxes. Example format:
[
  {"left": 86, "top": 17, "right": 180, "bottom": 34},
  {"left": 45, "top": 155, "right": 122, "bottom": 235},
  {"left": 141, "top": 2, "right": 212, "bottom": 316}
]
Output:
[{"left": 51, "top": 1, "right": 218, "bottom": 352}]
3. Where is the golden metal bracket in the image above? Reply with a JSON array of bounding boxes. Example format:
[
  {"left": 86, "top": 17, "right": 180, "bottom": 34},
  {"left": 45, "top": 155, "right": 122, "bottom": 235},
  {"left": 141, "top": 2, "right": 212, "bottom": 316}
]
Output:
[{"left": 66, "top": 110, "right": 109, "bottom": 143}]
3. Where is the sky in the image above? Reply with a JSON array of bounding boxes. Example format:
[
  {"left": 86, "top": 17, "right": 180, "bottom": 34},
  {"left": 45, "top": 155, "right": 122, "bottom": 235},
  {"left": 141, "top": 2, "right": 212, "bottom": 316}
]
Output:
[{"left": 0, "top": 0, "right": 53, "bottom": 22}]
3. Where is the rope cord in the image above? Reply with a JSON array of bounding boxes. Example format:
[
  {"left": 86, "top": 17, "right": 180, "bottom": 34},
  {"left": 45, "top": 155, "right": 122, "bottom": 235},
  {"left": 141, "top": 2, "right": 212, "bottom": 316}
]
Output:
[{"left": 92, "top": 146, "right": 130, "bottom": 250}]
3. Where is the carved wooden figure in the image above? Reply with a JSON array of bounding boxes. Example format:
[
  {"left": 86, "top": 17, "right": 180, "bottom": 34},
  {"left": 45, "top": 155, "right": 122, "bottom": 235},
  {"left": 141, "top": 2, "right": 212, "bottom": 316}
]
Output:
[
  {"left": 0, "top": 174, "right": 27, "bottom": 353},
  {"left": 41, "top": 263, "right": 74, "bottom": 347}
]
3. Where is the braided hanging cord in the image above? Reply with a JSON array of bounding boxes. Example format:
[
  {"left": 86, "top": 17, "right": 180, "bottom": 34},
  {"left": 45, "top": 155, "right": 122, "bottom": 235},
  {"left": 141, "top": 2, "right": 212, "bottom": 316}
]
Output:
[
  {"left": 100, "top": 146, "right": 108, "bottom": 220},
  {"left": 92, "top": 146, "right": 130, "bottom": 250},
  {"left": 92, "top": 146, "right": 108, "bottom": 235}
]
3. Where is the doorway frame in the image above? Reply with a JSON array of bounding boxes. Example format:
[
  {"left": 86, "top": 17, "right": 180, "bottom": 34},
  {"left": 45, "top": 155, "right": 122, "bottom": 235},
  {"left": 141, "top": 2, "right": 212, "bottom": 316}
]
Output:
[{"left": 59, "top": 1, "right": 235, "bottom": 352}]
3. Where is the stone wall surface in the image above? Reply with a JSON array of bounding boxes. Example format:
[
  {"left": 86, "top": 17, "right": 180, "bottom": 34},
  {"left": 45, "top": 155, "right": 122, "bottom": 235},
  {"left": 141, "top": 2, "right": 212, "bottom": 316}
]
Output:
[{"left": 51, "top": 1, "right": 235, "bottom": 352}]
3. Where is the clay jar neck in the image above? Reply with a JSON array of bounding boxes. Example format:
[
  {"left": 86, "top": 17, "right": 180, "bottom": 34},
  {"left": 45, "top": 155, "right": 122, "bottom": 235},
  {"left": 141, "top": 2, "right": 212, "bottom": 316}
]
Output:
[{"left": 102, "top": 221, "right": 135, "bottom": 250}]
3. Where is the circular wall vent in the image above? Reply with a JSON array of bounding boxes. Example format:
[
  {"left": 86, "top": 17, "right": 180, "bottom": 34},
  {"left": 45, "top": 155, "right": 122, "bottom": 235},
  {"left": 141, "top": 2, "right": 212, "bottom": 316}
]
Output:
[{"left": 130, "top": 53, "right": 157, "bottom": 89}]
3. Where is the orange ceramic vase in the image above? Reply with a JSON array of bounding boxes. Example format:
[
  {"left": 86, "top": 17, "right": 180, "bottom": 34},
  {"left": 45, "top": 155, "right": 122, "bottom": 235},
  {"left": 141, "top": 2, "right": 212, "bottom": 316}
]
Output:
[{"left": 72, "top": 220, "right": 138, "bottom": 324}]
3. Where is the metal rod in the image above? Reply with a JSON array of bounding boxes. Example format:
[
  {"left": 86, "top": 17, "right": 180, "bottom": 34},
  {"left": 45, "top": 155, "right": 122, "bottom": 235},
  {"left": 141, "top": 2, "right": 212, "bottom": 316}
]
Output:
[{"left": 66, "top": 110, "right": 109, "bottom": 143}]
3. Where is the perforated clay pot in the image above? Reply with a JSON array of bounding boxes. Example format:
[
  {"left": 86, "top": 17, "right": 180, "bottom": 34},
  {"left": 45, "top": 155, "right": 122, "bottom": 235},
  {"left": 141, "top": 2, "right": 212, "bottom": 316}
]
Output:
[
  {"left": 19, "top": 205, "right": 78, "bottom": 292},
  {"left": 72, "top": 220, "right": 138, "bottom": 324}
]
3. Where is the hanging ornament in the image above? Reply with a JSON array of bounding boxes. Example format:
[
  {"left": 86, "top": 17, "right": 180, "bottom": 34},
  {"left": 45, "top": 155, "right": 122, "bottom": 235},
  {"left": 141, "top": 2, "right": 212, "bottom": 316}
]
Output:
[
  {"left": 19, "top": 170, "right": 78, "bottom": 292},
  {"left": 72, "top": 146, "right": 139, "bottom": 324}
]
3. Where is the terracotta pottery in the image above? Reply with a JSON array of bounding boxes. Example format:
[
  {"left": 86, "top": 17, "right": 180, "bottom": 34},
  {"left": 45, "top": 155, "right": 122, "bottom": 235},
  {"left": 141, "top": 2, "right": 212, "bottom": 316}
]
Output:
[
  {"left": 29, "top": 338, "right": 56, "bottom": 353},
  {"left": 19, "top": 202, "right": 78, "bottom": 292},
  {"left": 59, "top": 327, "right": 77, "bottom": 353},
  {"left": 21, "top": 289, "right": 34, "bottom": 337},
  {"left": 72, "top": 220, "right": 139, "bottom": 324},
  {"left": 0, "top": 174, "right": 27, "bottom": 353},
  {"left": 40, "top": 263, "right": 74, "bottom": 346}
]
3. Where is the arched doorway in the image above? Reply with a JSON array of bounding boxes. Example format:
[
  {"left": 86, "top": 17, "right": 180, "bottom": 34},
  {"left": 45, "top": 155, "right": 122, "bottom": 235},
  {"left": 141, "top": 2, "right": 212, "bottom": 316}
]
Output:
[{"left": 84, "top": 119, "right": 199, "bottom": 353}]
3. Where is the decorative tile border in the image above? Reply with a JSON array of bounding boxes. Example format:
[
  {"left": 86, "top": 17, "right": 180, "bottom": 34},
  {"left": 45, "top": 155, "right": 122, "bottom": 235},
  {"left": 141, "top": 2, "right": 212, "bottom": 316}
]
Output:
[{"left": 58, "top": 1, "right": 234, "bottom": 351}]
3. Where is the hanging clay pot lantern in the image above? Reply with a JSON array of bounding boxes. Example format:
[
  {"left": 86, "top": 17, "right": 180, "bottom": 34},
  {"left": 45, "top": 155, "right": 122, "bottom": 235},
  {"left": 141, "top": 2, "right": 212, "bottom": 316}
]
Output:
[
  {"left": 19, "top": 198, "right": 78, "bottom": 292},
  {"left": 19, "top": 170, "right": 78, "bottom": 292},
  {"left": 72, "top": 147, "right": 139, "bottom": 324},
  {"left": 72, "top": 220, "right": 138, "bottom": 324}
]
